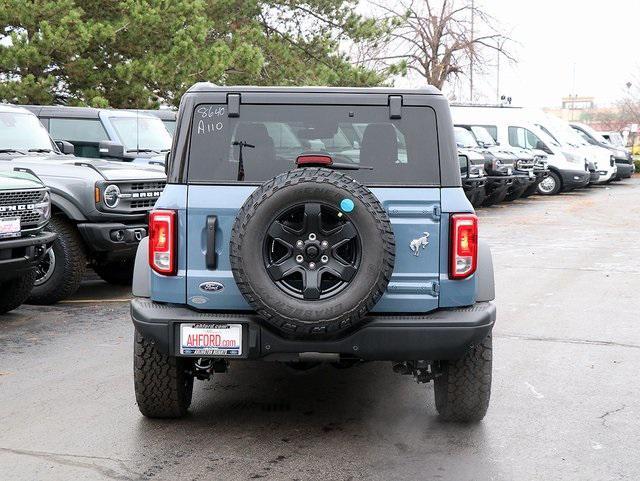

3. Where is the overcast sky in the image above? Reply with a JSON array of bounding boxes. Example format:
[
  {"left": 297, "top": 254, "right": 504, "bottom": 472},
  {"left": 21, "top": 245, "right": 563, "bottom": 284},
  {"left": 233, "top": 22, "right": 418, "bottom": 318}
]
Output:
[{"left": 384, "top": 0, "right": 640, "bottom": 107}]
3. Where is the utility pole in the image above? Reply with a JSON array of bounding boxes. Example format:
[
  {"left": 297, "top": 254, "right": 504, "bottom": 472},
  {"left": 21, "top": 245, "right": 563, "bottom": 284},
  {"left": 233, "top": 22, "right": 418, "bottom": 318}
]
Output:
[
  {"left": 469, "top": 0, "right": 475, "bottom": 102},
  {"left": 496, "top": 40, "right": 500, "bottom": 103}
]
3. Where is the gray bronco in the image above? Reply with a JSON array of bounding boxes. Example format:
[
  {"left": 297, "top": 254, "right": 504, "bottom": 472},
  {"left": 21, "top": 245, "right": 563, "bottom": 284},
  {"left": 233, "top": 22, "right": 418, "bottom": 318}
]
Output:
[
  {"left": 0, "top": 104, "right": 166, "bottom": 303},
  {"left": 131, "top": 84, "right": 496, "bottom": 422}
]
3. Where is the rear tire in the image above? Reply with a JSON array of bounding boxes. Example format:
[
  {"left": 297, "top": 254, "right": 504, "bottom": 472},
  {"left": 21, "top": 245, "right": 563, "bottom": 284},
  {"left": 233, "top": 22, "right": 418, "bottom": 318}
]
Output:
[
  {"left": 93, "top": 259, "right": 134, "bottom": 285},
  {"left": 537, "top": 171, "right": 561, "bottom": 195},
  {"left": 134, "top": 330, "right": 194, "bottom": 418},
  {"left": 28, "top": 215, "right": 86, "bottom": 304},
  {"left": 434, "top": 334, "right": 492, "bottom": 422},
  {"left": 0, "top": 270, "right": 37, "bottom": 314}
]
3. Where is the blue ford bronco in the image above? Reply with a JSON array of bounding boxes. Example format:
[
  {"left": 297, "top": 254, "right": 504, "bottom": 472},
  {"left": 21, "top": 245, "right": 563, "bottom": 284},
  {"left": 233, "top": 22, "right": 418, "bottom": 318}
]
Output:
[{"left": 131, "top": 84, "right": 497, "bottom": 422}]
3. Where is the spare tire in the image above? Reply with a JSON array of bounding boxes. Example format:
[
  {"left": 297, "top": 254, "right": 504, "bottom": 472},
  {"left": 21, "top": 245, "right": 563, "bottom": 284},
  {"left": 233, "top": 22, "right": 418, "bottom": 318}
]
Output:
[{"left": 230, "top": 168, "right": 395, "bottom": 338}]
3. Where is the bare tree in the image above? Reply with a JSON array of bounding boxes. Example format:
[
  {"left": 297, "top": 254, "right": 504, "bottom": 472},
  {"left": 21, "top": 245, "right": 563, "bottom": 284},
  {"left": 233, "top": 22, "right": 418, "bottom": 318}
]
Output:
[
  {"left": 364, "top": 0, "right": 515, "bottom": 93},
  {"left": 616, "top": 79, "right": 640, "bottom": 127}
]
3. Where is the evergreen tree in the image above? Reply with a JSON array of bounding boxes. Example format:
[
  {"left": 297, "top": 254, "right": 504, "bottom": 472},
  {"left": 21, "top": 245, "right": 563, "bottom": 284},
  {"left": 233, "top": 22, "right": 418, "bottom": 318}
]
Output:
[{"left": 0, "top": 0, "right": 390, "bottom": 107}]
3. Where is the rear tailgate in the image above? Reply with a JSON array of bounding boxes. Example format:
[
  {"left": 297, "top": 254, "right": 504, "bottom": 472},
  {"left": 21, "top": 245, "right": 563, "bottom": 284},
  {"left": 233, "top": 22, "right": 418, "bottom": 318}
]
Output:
[{"left": 185, "top": 185, "right": 441, "bottom": 314}]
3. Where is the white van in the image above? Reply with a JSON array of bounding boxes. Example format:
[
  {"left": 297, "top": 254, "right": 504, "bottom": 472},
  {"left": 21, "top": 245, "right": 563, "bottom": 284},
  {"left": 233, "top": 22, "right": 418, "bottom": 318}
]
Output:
[
  {"left": 451, "top": 105, "right": 591, "bottom": 195},
  {"left": 527, "top": 113, "right": 617, "bottom": 184}
]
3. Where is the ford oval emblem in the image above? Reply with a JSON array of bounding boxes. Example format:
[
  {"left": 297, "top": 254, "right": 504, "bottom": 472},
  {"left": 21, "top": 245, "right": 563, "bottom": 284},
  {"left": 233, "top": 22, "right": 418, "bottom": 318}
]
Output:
[{"left": 200, "top": 281, "right": 224, "bottom": 293}]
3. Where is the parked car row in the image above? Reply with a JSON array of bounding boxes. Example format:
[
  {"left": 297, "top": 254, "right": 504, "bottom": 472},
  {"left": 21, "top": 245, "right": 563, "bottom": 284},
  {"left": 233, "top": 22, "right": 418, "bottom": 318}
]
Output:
[
  {"left": 1, "top": 99, "right": 633, "bottom": 316},
  {"left": 451, "top": 105, "right": 633, "bottom": 206},
  {"left": 24, "top": 105, "right": 176, "bottom": 166},
  {"left": 0, "top": 104, "right": 169, "bottom": 313}
]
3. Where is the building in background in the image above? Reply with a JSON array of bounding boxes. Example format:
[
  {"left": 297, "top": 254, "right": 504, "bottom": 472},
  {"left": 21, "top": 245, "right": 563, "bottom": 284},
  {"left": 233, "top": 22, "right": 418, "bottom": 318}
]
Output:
[{"left": 544, "top": 96, "right": 628, "bottom": 133}]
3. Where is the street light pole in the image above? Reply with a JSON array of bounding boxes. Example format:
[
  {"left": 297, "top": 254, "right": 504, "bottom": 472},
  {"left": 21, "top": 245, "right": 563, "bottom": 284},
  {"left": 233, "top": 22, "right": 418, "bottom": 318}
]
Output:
[{"left": 496, "top": 39, "right": 501, "bottom": 103}]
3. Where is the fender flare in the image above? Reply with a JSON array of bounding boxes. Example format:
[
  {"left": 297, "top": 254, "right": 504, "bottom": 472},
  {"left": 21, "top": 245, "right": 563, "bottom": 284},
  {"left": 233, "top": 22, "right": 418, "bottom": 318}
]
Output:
[
  {"left": 51, "top": 192, "right": 86, "bottom": 221},
  {"left": 132, "top": 237, "right": 151, "bottom": 298},
  {"left": 475, "top": 239, "right": 495, "bottom": 302}
]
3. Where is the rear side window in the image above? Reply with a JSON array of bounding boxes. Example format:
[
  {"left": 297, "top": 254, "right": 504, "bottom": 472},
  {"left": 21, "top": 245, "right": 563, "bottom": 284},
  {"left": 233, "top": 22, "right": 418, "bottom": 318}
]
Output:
[
  {"left": 49, "top": 118, "right": 109, "bottom": 142},
  {"left": 187, "top": 104, "right": 440, "bottom": 185}
]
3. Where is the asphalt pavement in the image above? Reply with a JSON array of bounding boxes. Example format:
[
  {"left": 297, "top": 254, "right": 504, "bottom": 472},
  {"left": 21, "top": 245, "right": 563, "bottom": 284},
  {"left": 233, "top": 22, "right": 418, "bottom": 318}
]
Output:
[{"left": 1, "top": 178, "right": 639, "bottom": 481}]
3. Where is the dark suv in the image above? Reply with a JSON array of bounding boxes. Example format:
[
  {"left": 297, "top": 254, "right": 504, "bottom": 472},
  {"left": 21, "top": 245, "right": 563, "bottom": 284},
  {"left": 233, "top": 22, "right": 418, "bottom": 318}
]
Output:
[{"left": 130, "top": 84, "right": 497, "bottom": 422}]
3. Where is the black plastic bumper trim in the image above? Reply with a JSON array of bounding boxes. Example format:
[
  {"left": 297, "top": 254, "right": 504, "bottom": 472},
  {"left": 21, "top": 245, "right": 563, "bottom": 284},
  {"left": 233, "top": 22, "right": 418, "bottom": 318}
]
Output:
[
  {"left": 560, "top": 169, "right": 590, "bottom": 189},
  {"left": 130, "top": 298, "right": 496, "bottom": 361},
  {"left": 0, "top": 231, "right": 57, "bottom": 280},
  {"left": 77, "top": 222, "right": 147, "bottom": 253}
]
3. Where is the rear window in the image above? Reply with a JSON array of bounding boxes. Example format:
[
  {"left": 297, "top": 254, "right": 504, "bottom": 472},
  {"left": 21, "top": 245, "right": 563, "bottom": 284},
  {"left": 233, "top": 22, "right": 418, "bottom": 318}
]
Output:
[{"left": 187, "top": 104, "right": 440, "bottom": 185}]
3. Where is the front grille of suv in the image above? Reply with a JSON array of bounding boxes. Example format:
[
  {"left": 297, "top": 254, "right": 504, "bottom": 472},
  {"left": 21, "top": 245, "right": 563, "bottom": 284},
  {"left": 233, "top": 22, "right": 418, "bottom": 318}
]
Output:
[
  {"left": 516, "top": 160, "right": 534, "bottom": 170},
  {"left": 0, "top": 188, "right": 47, "bottom": 228},
  {"left": 110, "top": 181, "right": 166, "bottom": 213}
]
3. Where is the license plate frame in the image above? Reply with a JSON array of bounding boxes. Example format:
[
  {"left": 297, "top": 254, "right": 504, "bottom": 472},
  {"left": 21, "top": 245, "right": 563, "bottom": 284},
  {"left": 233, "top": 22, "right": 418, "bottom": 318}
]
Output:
[
  {"left": 179, "top": 323, "right": 244, "bottom": 357},
  {"left": 0, "top": 217, "right": 21, "bottom": 239}
]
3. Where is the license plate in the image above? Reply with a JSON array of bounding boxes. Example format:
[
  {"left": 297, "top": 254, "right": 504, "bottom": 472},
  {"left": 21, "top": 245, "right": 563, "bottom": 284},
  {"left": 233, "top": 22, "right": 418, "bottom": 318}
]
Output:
[
  {"left": 180, "top": 323, "right": 242, "bottom": 356},
  {"left": 0, "top": 217, "right": 20, "bottom": 239}
]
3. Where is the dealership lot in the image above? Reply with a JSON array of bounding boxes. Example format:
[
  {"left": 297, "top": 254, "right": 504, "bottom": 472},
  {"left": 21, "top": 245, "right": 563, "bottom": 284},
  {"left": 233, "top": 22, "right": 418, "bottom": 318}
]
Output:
[{"left": 0, "top": 178, "right": 638, "bottom": 481}]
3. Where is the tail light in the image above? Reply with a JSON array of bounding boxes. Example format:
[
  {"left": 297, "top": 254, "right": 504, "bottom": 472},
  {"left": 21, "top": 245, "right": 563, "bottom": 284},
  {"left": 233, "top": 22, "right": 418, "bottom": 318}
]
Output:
[
  {"left": 149, "top": 210, "right": 177, "bottom": 275},
  {"left": 449, "top": 214, "right": 478, "bottom": 279}
]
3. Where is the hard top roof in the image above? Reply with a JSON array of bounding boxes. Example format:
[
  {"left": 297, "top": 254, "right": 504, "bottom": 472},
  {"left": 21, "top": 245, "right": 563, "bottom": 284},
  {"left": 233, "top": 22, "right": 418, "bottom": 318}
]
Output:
[
  {"left": 185, "top": 82, "right": 442, "bottom": 96},
  {"left": 124, "top": 109, "right": 177, "bottom": 120},
  {"left": 22, "top": 105, "right": 160, "bottom": 120}
]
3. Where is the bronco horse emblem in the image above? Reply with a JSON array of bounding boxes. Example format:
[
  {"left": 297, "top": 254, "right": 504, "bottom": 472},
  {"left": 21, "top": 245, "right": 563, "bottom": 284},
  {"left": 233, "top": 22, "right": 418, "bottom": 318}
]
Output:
[{"left": 409, "top": 232, "right": 430, "bottom": 256}]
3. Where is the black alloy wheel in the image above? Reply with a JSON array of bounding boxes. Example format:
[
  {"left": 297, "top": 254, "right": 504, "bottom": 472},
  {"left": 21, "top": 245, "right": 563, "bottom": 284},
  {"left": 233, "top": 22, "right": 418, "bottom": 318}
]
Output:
[{"left": 263, "top": 202, "right": 361, "bottom": 301}]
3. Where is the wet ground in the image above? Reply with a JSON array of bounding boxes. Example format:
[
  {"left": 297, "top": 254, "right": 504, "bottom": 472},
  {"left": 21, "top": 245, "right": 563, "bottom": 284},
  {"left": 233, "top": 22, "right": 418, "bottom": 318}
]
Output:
[{"left": 1, "top": 178, "right": 638, "bottom": 480}]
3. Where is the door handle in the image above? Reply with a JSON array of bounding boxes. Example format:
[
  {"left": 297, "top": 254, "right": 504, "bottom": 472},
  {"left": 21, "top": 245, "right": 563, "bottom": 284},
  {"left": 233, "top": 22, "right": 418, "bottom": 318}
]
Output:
[{"left": 206, "top": 215, "right": 217, "bottom": 269}]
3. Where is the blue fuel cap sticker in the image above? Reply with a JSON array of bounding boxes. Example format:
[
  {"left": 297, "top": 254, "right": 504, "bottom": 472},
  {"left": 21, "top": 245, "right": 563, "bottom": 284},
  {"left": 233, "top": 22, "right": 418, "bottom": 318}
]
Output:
[{"left": 340, "top": 198, "right": 355, "bottom": 213}]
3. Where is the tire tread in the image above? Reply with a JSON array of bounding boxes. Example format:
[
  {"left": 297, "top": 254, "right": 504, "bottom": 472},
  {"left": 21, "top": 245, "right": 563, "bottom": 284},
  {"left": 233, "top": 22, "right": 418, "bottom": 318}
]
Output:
[
  {"left": 133, "top": 330, "right": 193, "bottom": 418},
  {"left": 434, "top": 334, "right": 492, "bottom": 422},
  {"left": 28, "top": 215, "right": 86, "bottom": 304},
  {"left": 229, "top": 168, "right": 395, "bottom": 337}
]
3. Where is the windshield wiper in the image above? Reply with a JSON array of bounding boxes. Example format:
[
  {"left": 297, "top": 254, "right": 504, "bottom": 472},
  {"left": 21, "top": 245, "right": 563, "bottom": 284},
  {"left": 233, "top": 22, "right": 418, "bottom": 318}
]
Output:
[
  {"left": 28, "top": 148, "right": 54, "bottom": 153},
  {"left": 232, "top": 140, "right": 255, "bottom": 181},
  {"left": 330, "top": 162, "right": 373, "bottom": 170},
  {"left": 0, "top": 149, "right": 26, "bottom": 154},
  {"left": 127, "top": 148, "right": 160, "bottom": 154}
]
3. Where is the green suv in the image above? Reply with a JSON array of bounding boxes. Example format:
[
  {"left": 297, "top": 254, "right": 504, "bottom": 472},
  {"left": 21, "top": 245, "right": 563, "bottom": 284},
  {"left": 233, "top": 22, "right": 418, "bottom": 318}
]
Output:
[{"left": 0, "top": 170, "right": 55, "bottom": 314}]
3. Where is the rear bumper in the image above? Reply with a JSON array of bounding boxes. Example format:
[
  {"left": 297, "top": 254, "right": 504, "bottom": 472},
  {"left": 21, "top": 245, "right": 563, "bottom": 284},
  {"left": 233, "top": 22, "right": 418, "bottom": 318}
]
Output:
[
  {"left": 0, "top": 231, "right": 57, "bottom": 281},
  {"left": 131, "top": 298, "right": 496, "bottom": 361}
]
